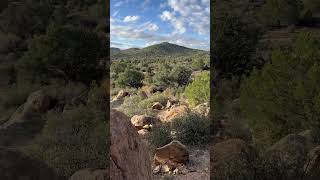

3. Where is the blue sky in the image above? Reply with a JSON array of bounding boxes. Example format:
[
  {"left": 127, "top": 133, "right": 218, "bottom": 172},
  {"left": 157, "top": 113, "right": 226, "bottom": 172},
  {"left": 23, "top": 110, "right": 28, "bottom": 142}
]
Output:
[{"left": 110, "top": 0, "right": 210, "bottom": 50}]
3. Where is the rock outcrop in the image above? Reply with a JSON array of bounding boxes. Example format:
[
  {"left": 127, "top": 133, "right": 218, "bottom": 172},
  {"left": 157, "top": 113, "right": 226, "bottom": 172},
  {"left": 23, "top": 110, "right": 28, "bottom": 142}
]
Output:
[
  {"left": 112, "top": 90, "right": 129, "bottom": 101},
  {"left": 130, "top": 115, "right": 159, "bottom": 130},
  {"left": 0, "top": 147, "right": 63, "bottom": 180},
  {"left": 152, "top": 102, "right": 164, "bottom": 110},
  {"left": 211, "top": 138, "right": 256, "bottom": 178},
  {"left": 304, "top": 145, "right": 320, "bottom": 177},
  {"left": 69, "top": 168, "right": 108, "bottom": 180},
  {"left": 110, "top": 109, "right": 152, "bottom": 180},
  {"left": 158, "top": 105, "right": 189, "bottom": 123},
  {"left": 192, "top": 103, "right": 210, "bottom": 117},
  {"left": 166, "top": 99, "right": 179, "bottom": 109},
  {"left": 1, "top": 89, "right": 53, "bottom": 129},
  {"left": 265, "top": 134, "right": 309, "bottom": 164}
]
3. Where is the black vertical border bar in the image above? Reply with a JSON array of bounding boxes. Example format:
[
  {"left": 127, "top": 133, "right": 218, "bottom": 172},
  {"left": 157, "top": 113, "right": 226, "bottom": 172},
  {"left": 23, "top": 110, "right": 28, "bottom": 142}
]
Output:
[
  {"left": 105, "top": 0, "right": 111, "bottom": 177},
  {"left": 210, "top": 1, "right": 214, "bottom": 179}
]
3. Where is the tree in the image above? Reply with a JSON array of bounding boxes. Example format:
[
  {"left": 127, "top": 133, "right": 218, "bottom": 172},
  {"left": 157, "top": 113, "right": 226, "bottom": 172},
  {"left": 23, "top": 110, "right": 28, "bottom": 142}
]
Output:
[
  {"left": 185, "top": 71, "right": 210, "bottom": 107},
  {"left": 111, "top": 61, "right": 127, "bottom": 76},
  {"left": 259, "top": 0, "right": 301, "bottom": 27},
  {"left": 19, "top": 25, "right": 105, "bottom": 85},
  {"left": 115, "top": 69, "right": 144, "bottom": 88},
  {"left": 212, "top": 16, "right": 261, "bottom": 79},
  {"left": 191, "top": 58, "right": 205, "bottom": 70},
  {"left": 152, "top": 63, "right": 173, "bottom": 89},
  {"left": 240, "top": 33, "right": 320, "bottom": 149},
  {"left": 1, "top": 0, "right": 53, "bottom": 38},
  {"left": 170, "top": 66, "right": 192, "bottom": 87}
]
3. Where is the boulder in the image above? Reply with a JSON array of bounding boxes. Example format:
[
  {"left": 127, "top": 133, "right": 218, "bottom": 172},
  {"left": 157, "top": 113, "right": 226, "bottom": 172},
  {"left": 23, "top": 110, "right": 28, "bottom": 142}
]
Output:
[
  {"left": 141, "top": 85, "right": 155, "bottom": 96},
  {"left": 154, "top": 140, "right": 189, "bottom": 167},
  {"left": 152, "top": 102, "right": 164, "bottom": 110},
  {"left": 0, "top": 147, "right": 63, "bottom": 180},
  {"left": 166, "top": 99, "right": 179, "bottom": 109},
  {"left": 137, "top": 129, "right": 149, "bottom": 138},
  {"left": 265, "top": 134, "right": 309, "bottom": 164},
  {"left": 299, "top": 129, "right": 317, "bottom": 150},
  {"left": 192, "top": 103, "right": 210, "bottom": 117},
  {"left": 69, "top": 168, "right": 108, "bottom": 180},
  {"left": 211, "top": 139, "right": 256, "bottom": 178},
  {"left": 304, "top": 145, "right": 320, "bottom": 176},
  {"left": 113, "top": 90, "right": 129, "bottom": 101},
  {"left": 158, "top": 105, "right": 189, "bottom": 123},
  {"left": 1, "top": 89, "right": 52, "bottom": 129},
  {"left": 130, "top": 115, "right": 159, "bottom": 130},
  {"left": 110, "top": 109, "right": 152, "bottom": 180},
  {"left": 138, "top": 91, "right": 148, "bottom": 99}
]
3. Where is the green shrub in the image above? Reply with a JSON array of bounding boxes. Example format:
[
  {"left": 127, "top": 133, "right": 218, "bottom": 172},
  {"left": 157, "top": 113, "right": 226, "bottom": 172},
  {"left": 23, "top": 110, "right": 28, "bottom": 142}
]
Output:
[
  {"left": 18, "top": 25, "right": 105, "bottom": 85},
  {"left": 191, "top": 58, "right": 205, "bottom": 70},
  {"left": 115, "top": 69, "right": 144, "bottom": 88},
  {"left": 172, "top": 113, "right": 210, "bottom": 146},
  {"left": 111, "top": 61, "right": 127, "bottom": 77},
  {"left": 185, "top": 71, "right": 210, "bottom": 107},
  {"left": 119, "top": 92, "right": 168, "bottom": 117},
  {"left": 27, "top": 106, "right": 107, "bottom": 178},
  {"left": 170, "top": 66, "right": 192, "bottom": 87},
  {"left": 259, "top": 0, "right": 301, "bottom": 27},
  {"left": 153, "top": 63, "right": 173, "bottom": 89},
  {"left": 148, "top": 124, "right": 172, "bottom": 148},
  {"left": 240, "top": 33, "right": 320, "bottom": 148}
]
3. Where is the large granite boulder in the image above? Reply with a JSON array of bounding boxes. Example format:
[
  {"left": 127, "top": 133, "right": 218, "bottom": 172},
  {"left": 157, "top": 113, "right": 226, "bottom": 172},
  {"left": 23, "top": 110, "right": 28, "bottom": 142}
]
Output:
[
  {"left": 110, "top": 109, "right": 152, "bottom": 180},
  {"left": 0, "top": 147, "right": 63, "bottom": 180},
  {"left": 158, "top": 105, "right": 189, "bottom": 123},
  {"left": 153, "top": 140, "right": 189, "bottom": 168},
  {"left": 211, "top": 139, "right": 256, "bottom": 178}
]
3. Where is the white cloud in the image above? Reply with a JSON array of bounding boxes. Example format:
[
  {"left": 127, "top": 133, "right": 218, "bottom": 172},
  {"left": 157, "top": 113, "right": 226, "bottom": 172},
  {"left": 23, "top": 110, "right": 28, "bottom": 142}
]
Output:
[
  {"left": 160, "top": 11, "right": 185, "bottom": 34},
  {"left": 160, "top": 11, "right": 174, "bottom": 21},
  {"left": 111, "top": 1, "right": 209, "bottom": 50},
  {"left": 146, "top": 23, "right": 159, "bottom": 31},
  {"left": 160, "top": 0, "right": 210, "bottom": 35},
  {"left": 123, "top": 15, "right": 140, "bottom": 23}
]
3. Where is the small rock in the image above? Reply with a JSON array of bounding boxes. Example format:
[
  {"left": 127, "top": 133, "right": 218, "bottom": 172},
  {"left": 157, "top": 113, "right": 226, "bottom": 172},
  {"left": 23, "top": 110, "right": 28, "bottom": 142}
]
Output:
[
  {"left": 152, "top": 102, "right": 164, "bottom": 110},
  {"left": 137, "top": 129, "right": 149, "bottom": 137},
  {"left": 178, "top": 165, "right": 189, "bottom": 175},
  {"left": 143, "top": 124, "right": 151, "bottom": 130},
  {"left": 161, "top": 165, "right": 170, "bottom": 173},
  {"left": 173, "top": 168, "right": 179, "bottom": 175},
  {"left": 153, "top": 165, "right": 161, "bottom": 174}
]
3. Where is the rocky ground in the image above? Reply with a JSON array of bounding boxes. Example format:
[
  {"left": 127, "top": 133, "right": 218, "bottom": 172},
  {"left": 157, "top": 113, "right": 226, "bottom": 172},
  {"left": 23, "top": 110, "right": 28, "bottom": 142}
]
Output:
[{"left": 111, "top": 89, "right": 210, "bottom": 180}]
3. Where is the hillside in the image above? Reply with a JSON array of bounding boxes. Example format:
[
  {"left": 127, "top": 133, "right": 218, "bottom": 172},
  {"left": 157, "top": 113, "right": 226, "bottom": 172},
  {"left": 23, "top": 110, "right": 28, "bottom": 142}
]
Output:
[{"left": 111, "top": 42, "right": 208, "bottom": 61}]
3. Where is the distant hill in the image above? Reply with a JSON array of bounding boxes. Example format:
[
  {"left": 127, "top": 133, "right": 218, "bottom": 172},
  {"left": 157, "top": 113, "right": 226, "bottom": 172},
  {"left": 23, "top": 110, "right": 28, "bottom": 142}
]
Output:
[
  {"left": 111, "top": 42, "right": 208, "bottom": 61},
  {"left": 110, "top": 47, "right": 121, "bottom": 56}
]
